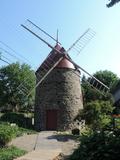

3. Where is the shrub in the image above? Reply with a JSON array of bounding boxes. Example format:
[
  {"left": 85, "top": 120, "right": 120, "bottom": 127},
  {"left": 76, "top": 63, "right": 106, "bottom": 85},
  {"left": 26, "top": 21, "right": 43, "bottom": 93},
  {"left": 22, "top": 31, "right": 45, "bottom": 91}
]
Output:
[
  {"left": 80, "top": 126, "right": 93, "bottom": 136},
  {"left": 0, "top": 120, "right": 37, "bottom": 146},
  {"left": 0, "top": 123, "right": 19, "bottom": 146},
  {"left": 69, "top": 129, "right": 120, "bottom": 160},
  {"left": 0, "top": 112, "right": 33, "bottom": 129},
  {"left": 83, "top": 100, "right": 113, "bottom": 130},
  {"left": 0, "top": 146, "right": 26, "bottom": 160}
]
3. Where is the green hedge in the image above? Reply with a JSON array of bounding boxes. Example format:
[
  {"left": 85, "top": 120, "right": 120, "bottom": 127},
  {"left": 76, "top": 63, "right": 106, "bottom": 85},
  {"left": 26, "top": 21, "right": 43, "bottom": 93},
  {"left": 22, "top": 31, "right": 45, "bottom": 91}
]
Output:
[
  {"left": 0, "top": 146, "right": 26, "bottom": 160},
  {"left": 0, "top": 112, "right": 33, "bottom": 129}
]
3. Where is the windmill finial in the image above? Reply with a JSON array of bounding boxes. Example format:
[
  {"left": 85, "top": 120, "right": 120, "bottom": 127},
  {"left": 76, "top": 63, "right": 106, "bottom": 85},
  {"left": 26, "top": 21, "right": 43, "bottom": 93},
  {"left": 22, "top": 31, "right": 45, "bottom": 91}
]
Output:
[{"left": 56, "top": 29, "right": 59, "bottom": 45}]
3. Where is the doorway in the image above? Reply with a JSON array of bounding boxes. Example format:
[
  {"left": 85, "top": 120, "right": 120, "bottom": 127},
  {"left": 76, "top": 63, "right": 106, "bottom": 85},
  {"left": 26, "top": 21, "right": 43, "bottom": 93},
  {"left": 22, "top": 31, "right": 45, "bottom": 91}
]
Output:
[{"left": 46, "top": 110, "right": 57, "bottom": 130}]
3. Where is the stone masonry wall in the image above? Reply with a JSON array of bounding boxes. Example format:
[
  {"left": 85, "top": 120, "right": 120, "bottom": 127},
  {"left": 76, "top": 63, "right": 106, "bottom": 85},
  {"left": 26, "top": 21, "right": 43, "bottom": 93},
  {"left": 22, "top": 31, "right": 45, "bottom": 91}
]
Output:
[{"left": 34, "top": 68, "right": 83, "bottom": 131}]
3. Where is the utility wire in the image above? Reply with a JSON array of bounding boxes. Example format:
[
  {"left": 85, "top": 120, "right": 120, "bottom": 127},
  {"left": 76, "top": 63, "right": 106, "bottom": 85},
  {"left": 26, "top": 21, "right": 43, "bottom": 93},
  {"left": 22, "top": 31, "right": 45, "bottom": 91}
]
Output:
[
  {"left": 0, "top": 47, "right": 22, "bottom": 62},
  {"left": 1, "top": 54, "right": 13, "bottom": 63},
  {"left": 0, "top": 16, "right": 38, "bottom": 67},
  {"left": 0, "top": 18, "right": 38, "bottom": 97},
  {"left": 0, "top": 41, "right": 31, "bottom": 64},
  {"left": 0, "top": 17, "right": 34, "bottom": 65},
  {"left": 0, "top": 58, "right": 10, "bottom": 65}
]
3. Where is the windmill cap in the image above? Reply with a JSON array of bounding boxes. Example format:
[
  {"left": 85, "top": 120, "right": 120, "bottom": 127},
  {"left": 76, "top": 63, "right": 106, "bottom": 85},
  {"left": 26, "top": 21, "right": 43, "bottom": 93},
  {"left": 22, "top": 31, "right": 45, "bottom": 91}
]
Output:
[
  {"left": 36, "top": 44, "right": 79, "bottom": 73},
  {"left": 54, "top": 44, "right": 75, "bottom": 69}
]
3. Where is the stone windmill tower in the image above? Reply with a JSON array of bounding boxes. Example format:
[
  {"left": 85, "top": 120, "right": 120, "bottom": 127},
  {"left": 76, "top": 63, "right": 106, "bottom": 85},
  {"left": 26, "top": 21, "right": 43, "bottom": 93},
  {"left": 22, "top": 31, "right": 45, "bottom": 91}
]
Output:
[{"left": 20, "top": 20, "right": 110, "bottom": 131}]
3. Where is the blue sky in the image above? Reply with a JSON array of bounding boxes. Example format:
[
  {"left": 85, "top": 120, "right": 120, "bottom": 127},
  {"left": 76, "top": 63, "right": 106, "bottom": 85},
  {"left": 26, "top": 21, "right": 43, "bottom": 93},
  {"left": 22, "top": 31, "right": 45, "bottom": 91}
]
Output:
[{"left": 0, "top": 0, "right": 120, "bottom": 77}]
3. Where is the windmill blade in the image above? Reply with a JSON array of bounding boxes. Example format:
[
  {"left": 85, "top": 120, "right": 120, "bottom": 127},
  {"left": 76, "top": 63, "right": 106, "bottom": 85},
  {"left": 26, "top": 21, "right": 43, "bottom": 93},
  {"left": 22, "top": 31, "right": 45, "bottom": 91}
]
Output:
[
  {"left": 65, "top": 56, "right": 110, "bottom": 95},
  {"left": 15, "top": 49, "right": 65, "bottom": 97},
  {"left": 20, "top": 22, "right": 67, "bottom": 97},
  {"left": 23, "top": 19, "right": 61, "bottom": 45},
  {"left": 21, "top": 20, "right": 106, "bottom": 97},
  {"left": 19, "top": 23, "right": 65, "bottom": 96},
  {"left": 67, "top": 28, "right": 96, "bottom": 55},
  {"left": 21, "top": 23, "right": 64, "bottom": 54},
  {"left": 27, "top": 56, "right": 64, "bottom": 97},
  {"left": 14, "top": 70, "right": 40, "bottom": 98},
  {"left": 16, "top": 55, "right": 64, "bottom": 97},
  {"left": 16, "top": 78, "right": 31, "bottom": 95},
  {"left": 21, "top": 24, "right": 56, "bottom": 50}
]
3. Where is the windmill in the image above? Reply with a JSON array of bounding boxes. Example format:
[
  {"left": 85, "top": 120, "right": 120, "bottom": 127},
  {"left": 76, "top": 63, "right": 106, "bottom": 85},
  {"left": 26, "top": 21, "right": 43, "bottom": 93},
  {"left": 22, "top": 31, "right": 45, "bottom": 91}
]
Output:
[{"left": 19, "top": 19, "right": 110, "bottom": 131}]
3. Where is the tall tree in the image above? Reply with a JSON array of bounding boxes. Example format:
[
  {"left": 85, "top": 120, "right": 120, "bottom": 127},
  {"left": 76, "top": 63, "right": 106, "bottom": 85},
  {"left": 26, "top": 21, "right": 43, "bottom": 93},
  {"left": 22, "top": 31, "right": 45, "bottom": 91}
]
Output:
[
  {"left": 93, "top": 70, "right": 118, "bottom": 88},
  {"left": 0, "top": 62, "right": 35, "bottom": 111},
  {"left": 107, "top": 0, "right": 120, "bottom": 7}
]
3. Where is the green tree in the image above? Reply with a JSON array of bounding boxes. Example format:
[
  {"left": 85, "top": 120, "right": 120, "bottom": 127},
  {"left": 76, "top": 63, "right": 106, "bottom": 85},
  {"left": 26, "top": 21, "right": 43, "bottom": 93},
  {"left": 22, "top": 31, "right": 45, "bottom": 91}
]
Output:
[
  {"left": 93, "top": 70, "right": 118, "bottom": 88},
  {"left": 0, "top": 62, "right": 35, "bottom": 111},
  {"left": 80, "top": 70, "right": 116, "bottom": 130},
  {"left": 83, "top": 100, "right": 113, "bottom": 130},
  {"left": 111, "top": 78, "right": 120, "bottom": 93},
  {"left": 107, "top": 0, "right": 120, "bottom": 8}
]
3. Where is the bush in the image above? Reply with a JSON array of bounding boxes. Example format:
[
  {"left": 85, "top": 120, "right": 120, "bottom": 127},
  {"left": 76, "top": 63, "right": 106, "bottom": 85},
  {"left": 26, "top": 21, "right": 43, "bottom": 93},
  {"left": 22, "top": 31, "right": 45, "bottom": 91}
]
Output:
[
  {"left": 0, "top": 146, "right": 26, "bottom": 160},
  {"left": 83, "top": 100, "right": 113, "bottom": 130},
  {"left": 69, "top": 129, "right": 120, "bottom": 160},
  {"left": 0, "top": 122, "right": 37, "bottom": 146},
  {"left": 0, "top": 123, "right": 19, "bottom": 146},
  {"left": 0, "top": 112, "right": 33, "bottom": 129},
  {"left": 80, "top": 126, "right": 93, "bottom": 136}
]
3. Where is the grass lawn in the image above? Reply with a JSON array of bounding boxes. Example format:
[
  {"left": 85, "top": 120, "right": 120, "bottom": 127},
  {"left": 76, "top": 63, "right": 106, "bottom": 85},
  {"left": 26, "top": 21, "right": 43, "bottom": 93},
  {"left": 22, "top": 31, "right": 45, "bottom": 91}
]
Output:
[{"left": 0, "top": 146, "right": 26, "bottom": 160}]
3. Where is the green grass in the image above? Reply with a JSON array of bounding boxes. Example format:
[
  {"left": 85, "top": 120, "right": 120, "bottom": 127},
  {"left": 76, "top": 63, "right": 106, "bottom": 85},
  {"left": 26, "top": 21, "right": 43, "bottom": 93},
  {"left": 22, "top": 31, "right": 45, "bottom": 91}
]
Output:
[
  {"left": 17, "top": 127, "right": 37, "bottom": 136},
  {"left": 0, "top": 146, "right": 26, "bottom": 160}
]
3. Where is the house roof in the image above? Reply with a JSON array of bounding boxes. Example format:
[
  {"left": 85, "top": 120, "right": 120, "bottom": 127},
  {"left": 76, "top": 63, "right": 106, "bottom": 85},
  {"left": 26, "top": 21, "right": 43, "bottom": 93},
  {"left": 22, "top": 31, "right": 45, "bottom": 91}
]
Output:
[{"left": 36, "top": 44, "right": 79, "bottom": 73}]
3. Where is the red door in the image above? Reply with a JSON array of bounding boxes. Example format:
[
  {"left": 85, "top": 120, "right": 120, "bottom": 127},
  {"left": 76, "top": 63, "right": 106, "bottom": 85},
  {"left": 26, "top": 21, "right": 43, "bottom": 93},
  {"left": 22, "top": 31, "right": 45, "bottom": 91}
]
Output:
[{"left": 46, "top": 110, "right": 57, "bottom": 130}]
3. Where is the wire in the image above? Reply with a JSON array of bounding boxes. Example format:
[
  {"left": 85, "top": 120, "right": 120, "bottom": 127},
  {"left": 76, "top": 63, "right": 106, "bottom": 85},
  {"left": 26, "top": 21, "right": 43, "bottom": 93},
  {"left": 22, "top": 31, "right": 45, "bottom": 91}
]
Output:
[
  {"left": 1, "top": 54, "right": 13, "bottom": 63},
  {"left": 0, "top": 41, "right": 31, "bottom": 64},
  {"left": 0, "top": 17, "right": 34, "bottom": 65},
  {"left": 0, "top": 47, "right": 22, "bottom": 62},
  {"left": 0, "top": 58, "right": 10, "bottom": 65}
]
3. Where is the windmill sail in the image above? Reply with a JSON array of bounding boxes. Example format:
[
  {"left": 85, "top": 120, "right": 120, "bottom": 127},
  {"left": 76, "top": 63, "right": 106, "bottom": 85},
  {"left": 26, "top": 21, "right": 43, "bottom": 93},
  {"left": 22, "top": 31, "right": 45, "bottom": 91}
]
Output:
[
  {"left": 28, "top": 51, "right": 64, "bottom": 96},
  {"left": 18, "top": 20, "right": 109, "bottom": 97},
  {"left": 23, "top": 19, "right": 61, "bottom": 45},
  {"left": 16, "top": 53, "right": 64, "bottom": 97},
  {"left": 67, "top": 28, "right": 96, "bottom": 55},
  {"left": 65, "top": 56, "right": 110, "bottom": 95}
]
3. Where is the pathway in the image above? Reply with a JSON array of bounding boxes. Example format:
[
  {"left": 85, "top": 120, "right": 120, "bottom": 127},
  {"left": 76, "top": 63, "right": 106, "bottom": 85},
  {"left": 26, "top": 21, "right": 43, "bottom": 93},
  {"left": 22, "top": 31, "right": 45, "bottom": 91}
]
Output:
[{"left": 11, "top": 131, "right": 78, "bottom": 160}]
